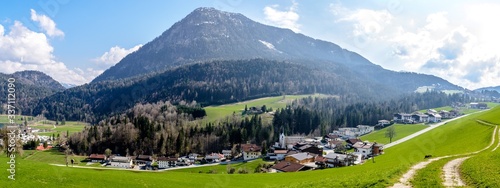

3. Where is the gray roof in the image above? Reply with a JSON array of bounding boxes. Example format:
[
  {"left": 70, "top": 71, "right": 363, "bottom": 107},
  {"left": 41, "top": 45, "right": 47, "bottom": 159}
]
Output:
[{"left": 289, "top": 152, "right": 314, "bottom": 161}]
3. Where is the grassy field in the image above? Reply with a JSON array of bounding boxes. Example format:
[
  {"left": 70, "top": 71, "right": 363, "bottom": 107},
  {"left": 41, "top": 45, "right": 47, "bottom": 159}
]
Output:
[
  {"left": 22, "top": 149, "right": 89, "bottom": 166},
  {"left": 418, "top": 106, "right": 453, "bottom": 113},
  {"left": 203, "top": 94, "right": 331, "bottom": 122},
  {"left": 0, "top": 107, "right": 497, "bottom": 187},
  {"left": 360, "top": 124, "right": 428, "bottom": 144},
  {"left": 32, "top": 121, "right": 87, "bottom": 137},
  {"left": 0, "top": 115, "right": 33, "bottom": 124},
  {"left": 173, "top": 159, "right": 273, "bottom": 174},
  {"left": 461, "top": 146, "right": 500, "bottom": 187}
]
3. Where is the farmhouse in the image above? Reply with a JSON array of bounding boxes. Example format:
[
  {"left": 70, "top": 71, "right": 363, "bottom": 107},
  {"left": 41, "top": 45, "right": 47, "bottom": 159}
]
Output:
[
  {"left": 156, "top": 157, "right": 170, "bottom": 169},
  {"left": 285, "top": 152, "right": 316, "bottom": 165},
  {"left": 428, "top": 113, "right": 442, "bottom": 123},
  {"left": 271, "top": 161, "right": 311, "bottom": 172},
  {"left": 393, "top": 113, "right": 413, "bottom": 123},
  {"left": 372, "top": 143, "right": 384, "bottom": 156},
  {"left": 377, "top": 120, "right": 391, "bottom": 127},
  {"left": 205, "top": 153, "right": 225, "bottom": 163},
  {"left": 352, "top": 141, "right": 373, "bottom": 157},
  {"left": 109, "top": 156, "right": 133, "bottom": 168},
  {"left": 88, "top": 154, "right": 107, "bottom": 163},
  {"left": 135, "top": 155, "right": 153, "bottom": 165},
  {"left": 411, "top": 114, "right": 429, "bottom": 123},
  {"left": 267, "top": 150, "right": 287, "bottom": 160},
  {"left": 241, "top": 144, "right": 262, "bottom": 160},
  {"left": 221, "top": 150, "right": 232, "bottom": 159}
]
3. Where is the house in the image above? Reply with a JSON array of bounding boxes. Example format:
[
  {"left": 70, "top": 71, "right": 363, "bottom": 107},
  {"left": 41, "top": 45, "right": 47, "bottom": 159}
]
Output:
[
  {"left": 314, "top": 155, "right": 327, "bottom": 168},
  {"left": 372, "top": 143, "right": 384, "bottom": 156},
  {"left": 377, "top": 120, "right": 391, "bottom": 127},
  {"left": 428, "top": 113, "right": 442, "bottom": 123},
  {"left": 324, "top": 134, "right": 341, "bottom": 141},
  {"left": 88, "top": 154, "right": 107, "bottom": 163},
  {"left": 324, "top": 153, "right": 354, "bottom": 167},
  {"left": 449, "top": 109, "right": 461, "bottom": 117},
  {"left": 110, "top": 156, "right": 133, "bottom": 168},
  {"left": 394, "top": 113, "right": 413, "bottom": 123},
  {"left": 346, "top": 138, "right": 362, "bottom": 148},
  {"left": 470, "top": 102, "right": 479, "bottom": 109},
  {"left": 285, "top": 152, "right": 316, "bottom": 165},
  {"left": 205, "top": 153, "right": 225, "bottom": 163},
  {"left": 271, "top": 161, "right": 311, "bottom": 172},
  {"left": 221, "top": 150, "right": 232, "bottom": 159},
  {"left": 188, "top": 153, "right": 200, "bottom": 163},
  {"left": 478, "top": 103, "right": 488, "bottom": 109},
  {"left": 156, "top": 157, "right": 169, "bottom": 169},
  {"left": 412, "top": 114, "right": 429, "bottom": 123},
  {"left": 241, "top": 144, "right": 262, "bottom": 160},
  {"left": 135, "top": 155, "right": 153, "bottom": 165},
  {"left": 338, "top": 127, "right": 359, "bottom": 137},
  {"left": 439, "top": 110, "right": 451, "bottom": 119},
  {"left": 267, "top": 150, "right": 287, "bottom": 160},
  {"left": 427, "top": 109, "right": 438, "bottom": 114},
  {"left": 326, "top": 140, "right": 345, "bottom": 149},
  {"left": 352, "top": 141, "right": 373, "bottom": 157},
  {"left": 357, "top": 125, "right": 375, "bottom": 135},
  {"left": 298, "top": 145, "right": 323, "bottom": 156}
]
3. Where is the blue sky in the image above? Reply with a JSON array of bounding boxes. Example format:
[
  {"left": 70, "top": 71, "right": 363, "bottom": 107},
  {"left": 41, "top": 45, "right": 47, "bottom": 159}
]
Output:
[{"left": 1, "top": 0, "right": 499, "bottom": 90}]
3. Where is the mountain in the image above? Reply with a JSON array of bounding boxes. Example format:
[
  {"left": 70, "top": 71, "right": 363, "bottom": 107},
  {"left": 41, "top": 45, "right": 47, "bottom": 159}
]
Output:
[
  {"left": 475, "top": 86, "right": 500, "bottom": 92},
  {"left": 0, "top": 70, "right": 64, "bottom": 115},
  {"left": 34, "top": 59, "right": 395, "bottom": 123},
  {"left": 92, "top": 7, "right": 462, "bottom": 93},
  {"left": 61, "top": 83, "right": 78, "bottom": 89},
  {"left": 30, "top": 7, "right": 465, "bottom": 122}
]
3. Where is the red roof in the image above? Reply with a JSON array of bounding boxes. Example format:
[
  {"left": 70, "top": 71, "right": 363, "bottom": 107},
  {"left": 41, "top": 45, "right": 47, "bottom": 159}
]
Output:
[
  {"left": 88, "top": 154, "right": 106, "bottom": 160},
  {"left": 272, "top": 161, "right": 305, "bottom": 172},
  {"left": 36, "top": 145, "right": 45, "bottom": 150},
  {"left": 241, "top": 144, "right": 262, "bottom": 152}
]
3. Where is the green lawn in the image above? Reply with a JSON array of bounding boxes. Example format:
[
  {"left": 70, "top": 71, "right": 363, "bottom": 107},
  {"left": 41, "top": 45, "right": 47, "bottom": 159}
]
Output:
[
  {"left": 461, "top": 144, "right": 500, "bottom": 187},
  {"left": 22, "top": 149, "right": 88, "bottom": 166},
  {"left": 0, "top": 115, "right": 33, "bottom": 124},
  {"left": 32, "top": 121, "right": 87, "bottom": 137},
  {"left": 203, "top": 94, "right": 331, "bottom": 122},
  {"left": 173, "top": 159, "right": 273, "bottom": 174},
  {"left": 360, "top": 124, "right": 428, "bottom": 144},
  {"left": 0, "top": 107, "right": 498, "bottom": 188},
  {"left": 418, "top": 106, "right": 453, "bottom": 113}
]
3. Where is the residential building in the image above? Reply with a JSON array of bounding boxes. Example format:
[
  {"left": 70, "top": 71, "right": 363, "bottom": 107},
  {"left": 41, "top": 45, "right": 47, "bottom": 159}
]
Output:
[
  {"left": 241, "top": 144, "right": 262, "bottom": 160},
  {"left": 372, "top": 143, "right": 384, "bottom": 156},
  {"left": 221, "top": 150, "right": 232, "bottom": 159},
  {"left": 412, "top": 114, "right": 429, "bottom": 123},
  {"left": 428, "top": 113, "right": 442, "bottom": 123},
  {"left": 88, "top": 154, "right": 107, "bottom": 163},
  {"left": 394, "top": 113, "right": 413, "bottom": 123},
  {"left": 205, "top": 153, "right": 225, "bottom": 163},
  {"left": 377, "top": 120, "right": 391, "bottom": 127},
  {"left": 156, "top": 157, "right": 169, "bottom": 169},
  {"left": 271, "top": 161, "right": 311, "bottom": 172},
  {"left": 277, "top": 133, "right": 306, "bottom": 149},
  {"left": 110, "top": 156, "right": 132, "bottom": 168},
  {"left": 135, "top": 155, "right": 153, "bottom": 165},
  {"left": 267, "top": 150, "right": 287, "bottom": 160},
  {"left": 285, "top": 152, "right": 315, "bottom": 164},
  {"left": 352, "top": 141, "right": 373, "bottom": 157}
]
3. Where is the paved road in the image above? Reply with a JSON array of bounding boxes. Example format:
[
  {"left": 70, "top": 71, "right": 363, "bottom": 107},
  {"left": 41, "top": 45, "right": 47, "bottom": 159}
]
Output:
[{"left": 385, "top": 110, "right": 484, "bottom": 149}]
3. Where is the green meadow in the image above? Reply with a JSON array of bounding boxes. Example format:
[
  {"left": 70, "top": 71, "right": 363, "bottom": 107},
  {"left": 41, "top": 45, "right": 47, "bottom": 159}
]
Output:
[
  {"left": 360, "top": 124, "right": 428, "bottom": 144},
  {"left": 172, "top": 159, "right": 273, "bottom": 174},
  {"left": 33, "top": 121, "right": 87, "bottom": 137},
  {"left": 203, "top": 94, "right": 331, "bottom": 122}
]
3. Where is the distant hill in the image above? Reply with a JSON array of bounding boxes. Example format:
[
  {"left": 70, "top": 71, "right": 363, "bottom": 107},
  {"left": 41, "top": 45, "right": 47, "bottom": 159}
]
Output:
[
  {"left": 91, "top": 7, "right": 463, "bottom": 93},
  {"left": 34, "top": 59, "right": 398, "bottom": 122},
  {"left": 0, "top": 70, "right": 64, "bottom": 115},
  {"left": 475, "top": 86, "right": 500, "bottom": 92}
]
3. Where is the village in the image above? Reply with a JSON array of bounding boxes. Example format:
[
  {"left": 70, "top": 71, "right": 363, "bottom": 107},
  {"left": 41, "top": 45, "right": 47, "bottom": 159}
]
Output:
[{"left": 6, "top": 103, "right": 486, "bottom": 173}]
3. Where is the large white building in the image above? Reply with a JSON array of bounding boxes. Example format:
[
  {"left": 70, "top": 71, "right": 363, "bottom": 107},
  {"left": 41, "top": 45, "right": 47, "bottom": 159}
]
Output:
[
  {"left": 110, "top": 156, "right": 133, "bottom": 168},
  {"left": 277, "top": 133, "right": 306, "bottom": 149}
]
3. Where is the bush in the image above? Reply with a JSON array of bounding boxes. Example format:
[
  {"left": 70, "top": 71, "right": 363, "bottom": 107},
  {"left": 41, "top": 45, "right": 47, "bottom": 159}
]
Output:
[
  {"left": 237, "top": 167, "right": 248, "bottom": 174},
  {"left": 227, "top": 167, "right": 236, "bottom": 174}
]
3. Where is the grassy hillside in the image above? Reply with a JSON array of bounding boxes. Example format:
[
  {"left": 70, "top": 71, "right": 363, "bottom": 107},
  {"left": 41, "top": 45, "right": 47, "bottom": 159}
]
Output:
[
  {"left": 203, "top": 94, "right": 330, "bottom": 122},
  {"left": 32, "top": 121, "right": 87, "bottom": 137},
  {"left": 173, "top": 159, "right": 272, "bottom": 174},
  {"left": 0, "top": 107, "right": 497, "bottom": 187},
  {"left": 360, "top": 124, "right": 428, "bottom": 144}
]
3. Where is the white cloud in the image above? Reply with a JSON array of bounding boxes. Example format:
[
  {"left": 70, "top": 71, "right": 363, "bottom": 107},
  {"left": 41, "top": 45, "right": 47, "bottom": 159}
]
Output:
[
  {"left": 328, "top": 2, "right": 500, "bottom": 90},
  {"left": 93, "top": 44, "right": 143, "bottom": 66},
  {"left": 263, "top": 1, "right": 301, "bottom": 32},
  {"left": 0, "top": 15, "right": 91, "bottom": 85},
  {"left": 30, "top": 9, "right": 64, "bottom": 37}
]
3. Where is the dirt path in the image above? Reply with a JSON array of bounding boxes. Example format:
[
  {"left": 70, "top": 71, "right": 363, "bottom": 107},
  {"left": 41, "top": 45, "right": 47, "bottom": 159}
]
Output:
[
  {"left": 442, "top": 157, "right": 470, "bottom": 187},
  {"left": 390, "top": 125, "right": 498, "bottom": 188}
]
